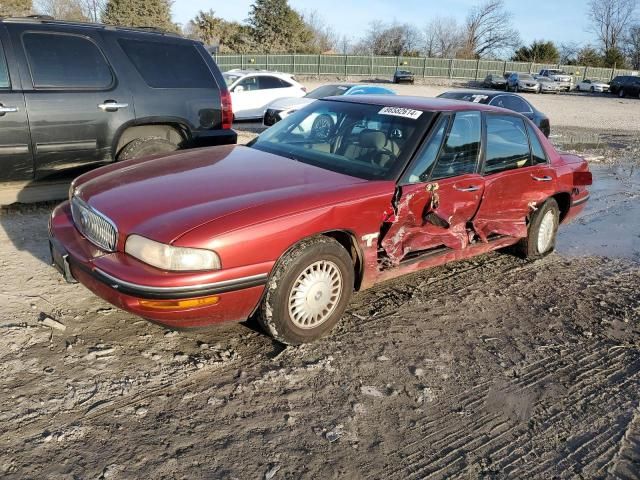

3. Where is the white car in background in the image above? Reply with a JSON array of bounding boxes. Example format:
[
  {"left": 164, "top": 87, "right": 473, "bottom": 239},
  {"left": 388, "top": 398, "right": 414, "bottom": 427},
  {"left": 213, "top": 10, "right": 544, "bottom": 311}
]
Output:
[
  {"left": 223, "top": 70, "right": 307, "bottom": 120},
  {"left": 576, "top": 79, "right": 610, "bottom": 93},
  {"left": 263, "top": 83, "right": 396, "bottom": 126}
]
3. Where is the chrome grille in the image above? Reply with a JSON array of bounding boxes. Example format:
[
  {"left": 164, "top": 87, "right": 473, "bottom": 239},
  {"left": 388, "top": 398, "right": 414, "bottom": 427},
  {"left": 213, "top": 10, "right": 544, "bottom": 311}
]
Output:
[{"left": 71, "top": 196, "right": 118, "bottom": 252}]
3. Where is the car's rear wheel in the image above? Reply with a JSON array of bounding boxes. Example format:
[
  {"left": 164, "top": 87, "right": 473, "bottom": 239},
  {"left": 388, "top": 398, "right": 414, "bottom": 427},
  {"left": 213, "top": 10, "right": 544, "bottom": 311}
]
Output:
[
  {"left": 258, "top": 236, "right": 354, "bottom": 345},
  {"left": 619, "top": 89, "right": 626, "bottom": 98},
  {"left": 118, "top": 137, "right": 178, "bottom": 161},
  {"left": 518, "top": 198, "right": 560, "bottom": 258}
]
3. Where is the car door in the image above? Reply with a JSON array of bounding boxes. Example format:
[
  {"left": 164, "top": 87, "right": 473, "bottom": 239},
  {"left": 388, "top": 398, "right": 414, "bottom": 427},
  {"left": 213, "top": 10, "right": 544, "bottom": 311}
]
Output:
[
  {"left": 381, "top": 111, "right": 485, "bottom": 263},
  {"left": 230, "top": 75, "right": 262, "bottom": 119},
  {"left": 12, "top": 26, "right": 134, "bottom": 180},
  {"left": 0, "top": 26, "right": 32, "bottom": 182},
  {"left": 258, "top": 75, "right": 301, "bottom": 113},
  {"left": 472, "top": 113, "right": 558, "bottom": 241}
]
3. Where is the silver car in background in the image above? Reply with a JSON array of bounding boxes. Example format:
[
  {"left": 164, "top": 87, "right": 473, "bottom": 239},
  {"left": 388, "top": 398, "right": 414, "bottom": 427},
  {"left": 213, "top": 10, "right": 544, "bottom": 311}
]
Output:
[
  {"left": 506, "top": 72, "right": 541, "bottom": 93},
  {"left": 536, "top": 76, "right": 561, "bottom": 93}
]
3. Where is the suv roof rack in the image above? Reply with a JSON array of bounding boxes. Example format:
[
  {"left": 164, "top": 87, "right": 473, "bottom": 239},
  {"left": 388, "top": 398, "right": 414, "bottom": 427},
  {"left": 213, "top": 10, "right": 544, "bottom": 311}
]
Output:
[{"left": 0, "top": 16, "right": 182, "bottom": 37}]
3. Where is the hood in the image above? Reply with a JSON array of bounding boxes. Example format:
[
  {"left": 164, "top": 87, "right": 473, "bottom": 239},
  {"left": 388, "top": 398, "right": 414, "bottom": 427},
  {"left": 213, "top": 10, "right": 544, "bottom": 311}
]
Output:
[
  {"left": 267, "top": 96, "right": 316, "bottom": 111},
  {"left": 74, "top": 145, "right": 367, "bottom": 244}
]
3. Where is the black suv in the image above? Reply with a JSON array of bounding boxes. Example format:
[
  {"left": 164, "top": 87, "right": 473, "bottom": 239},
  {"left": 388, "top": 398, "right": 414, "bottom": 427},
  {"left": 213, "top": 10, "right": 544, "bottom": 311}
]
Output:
[
  {"left": 609, "top": 75, "right": 640, "bottom": 97},
  {"left": 0, "top": 16, "right": 235, "bottom": 188}
]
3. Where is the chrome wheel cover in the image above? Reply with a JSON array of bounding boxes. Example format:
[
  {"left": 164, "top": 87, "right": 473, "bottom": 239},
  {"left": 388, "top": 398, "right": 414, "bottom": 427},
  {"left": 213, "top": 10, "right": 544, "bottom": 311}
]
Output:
[
  {"left": 288, "top": 260, "right": 343, "bottom": 329},
  {"left": 537, "top": 210, "right": 556, "bottom": 253}
]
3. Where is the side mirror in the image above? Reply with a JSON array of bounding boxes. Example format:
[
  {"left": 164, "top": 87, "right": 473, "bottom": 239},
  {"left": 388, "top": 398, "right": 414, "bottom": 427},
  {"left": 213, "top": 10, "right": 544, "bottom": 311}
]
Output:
[{"left": 234, "top": 85, "right": 245, "bottom": 93}]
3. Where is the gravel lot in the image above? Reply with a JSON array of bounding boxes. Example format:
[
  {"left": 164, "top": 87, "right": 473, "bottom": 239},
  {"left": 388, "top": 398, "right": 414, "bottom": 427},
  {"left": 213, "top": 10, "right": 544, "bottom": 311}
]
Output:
[{"left": 1, "top": 85, "right": 639, "bottom": 479}]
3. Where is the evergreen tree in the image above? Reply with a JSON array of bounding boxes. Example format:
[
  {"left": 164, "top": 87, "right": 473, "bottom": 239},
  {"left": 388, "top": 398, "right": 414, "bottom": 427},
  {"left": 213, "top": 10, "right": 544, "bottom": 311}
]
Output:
[
  {"left": 247, "top": 0, "right": 313, "bottom": 53},
  {"left": 0, "top": 0, "right": 32, "bottom": 16},
  {"left": 103, "top": 0, "right": 175, "bottom": 31},
  {"left": 512, "top": 41, "right": 560, "bottom": 63}
]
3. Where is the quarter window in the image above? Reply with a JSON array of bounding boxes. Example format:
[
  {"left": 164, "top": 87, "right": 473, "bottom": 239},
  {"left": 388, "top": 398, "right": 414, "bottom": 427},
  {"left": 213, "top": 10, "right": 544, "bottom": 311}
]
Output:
[
  {"left": 119, "top": 38, "right": 213, "bottom": 89},
  {"left": 0, "top": 39, "right": 9, "bottom": 88},
  {"left": 430, "top": 111, "right": 481, "bottom": 180},
  {"left": 23, "top": 33, "right": 112, "bottom": 89},
  {"left": 527, "top": 123, "right": 547, "bottom": 164},
  {"left": 484, "top": 115, "right": 531, "bottom": 174}
]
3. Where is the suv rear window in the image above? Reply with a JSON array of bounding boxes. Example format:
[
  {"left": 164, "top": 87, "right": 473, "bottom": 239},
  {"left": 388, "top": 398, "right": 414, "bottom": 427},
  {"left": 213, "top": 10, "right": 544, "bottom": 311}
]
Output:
[
  {"left": 119, "top": 38, "right": 214, "bottom": 89},
  {"left": 23, "top": 32, "right": 113, "bottom": 89}
]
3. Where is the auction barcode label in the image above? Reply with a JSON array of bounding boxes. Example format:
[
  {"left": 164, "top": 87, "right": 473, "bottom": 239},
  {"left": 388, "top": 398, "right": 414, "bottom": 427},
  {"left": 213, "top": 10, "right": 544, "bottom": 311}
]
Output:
[{"left": 378, "top": 107, "right": 423, "bottom": 119}]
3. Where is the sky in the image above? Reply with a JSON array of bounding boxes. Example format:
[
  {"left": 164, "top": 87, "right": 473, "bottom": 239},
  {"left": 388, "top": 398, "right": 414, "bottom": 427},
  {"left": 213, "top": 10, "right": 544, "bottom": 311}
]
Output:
[{"left": 171, "top": 0, "right": 595, "bottom": 47}]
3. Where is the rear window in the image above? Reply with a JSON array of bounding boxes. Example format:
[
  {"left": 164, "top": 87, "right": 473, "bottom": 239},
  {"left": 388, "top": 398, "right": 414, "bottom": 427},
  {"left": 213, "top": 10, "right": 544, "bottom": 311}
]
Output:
[
  {"left": 23, "top": 32, "right": 112, "bottom": 89},
  {"left": 119, "top": 38, "right": 214, "bottom": 89},
  {"left": 306, "top": 84, "right": 350, "bottom": 99}
]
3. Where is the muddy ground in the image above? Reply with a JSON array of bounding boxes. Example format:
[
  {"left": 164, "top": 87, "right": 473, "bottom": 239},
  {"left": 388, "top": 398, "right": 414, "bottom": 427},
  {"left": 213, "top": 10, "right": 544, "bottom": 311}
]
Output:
[{"left": 1, "top": 126, "right": 639, "bottom": 479}]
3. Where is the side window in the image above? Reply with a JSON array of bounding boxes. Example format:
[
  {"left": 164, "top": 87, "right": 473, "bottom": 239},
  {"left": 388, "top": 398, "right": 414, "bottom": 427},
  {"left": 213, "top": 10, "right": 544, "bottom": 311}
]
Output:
[
  {"left": 430, "top": 111, "right": 481, "bottom": 180},
  {"left": 402, "top": 115, "right": 449, "bottom": 184},
  {"left": 259, "top": 76, "right": 290, "bottom": 89},
  {"left": 493, "top": 95, "right": 532, "bottom": 114},
  {"left": 119, "top": 38, "right": 213, "bottom": 89},
  {"left": 23, "top": 33, "right": 112, "bottom": 89},
  {"left": 526, "top": 123, "right": 547, "bottom": 164},
  {"left": 0, "top": 39, "right": 9, "bottom": 89},
  {"left": 237, "top": 76, "right": 259, "bottom": 91},
  {"left": 484, "top": 115, "right": 531, "bottom": 175}
]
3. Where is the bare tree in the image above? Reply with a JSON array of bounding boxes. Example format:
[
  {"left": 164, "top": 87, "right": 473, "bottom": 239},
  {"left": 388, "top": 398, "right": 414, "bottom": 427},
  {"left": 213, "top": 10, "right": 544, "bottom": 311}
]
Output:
[
  {"left": 626, "top": 24, "right": 640, "bottom": 68},
  {"left": 587, "top": 0, "right": 637, "bottom": 51},
  {"left": 81, "top": 0, "right": 105, "bottom": 22},
  {"left": 460, "top": 0, "right": 520, "bottom": 58},
  {"left": 424, "top": 17, "right": 463, "bottom": 57},
  {"left": 35, "top": 0, "right": 88, "bottom": 20},
  {"left": 558, "top": 41, "right": 581, "bottom": 64},
  {"left": 358, "top": 21, "right": 423, "bottom": 56},
  {"left": 301, "top": 10, "right": 338, "bottom": 53}
]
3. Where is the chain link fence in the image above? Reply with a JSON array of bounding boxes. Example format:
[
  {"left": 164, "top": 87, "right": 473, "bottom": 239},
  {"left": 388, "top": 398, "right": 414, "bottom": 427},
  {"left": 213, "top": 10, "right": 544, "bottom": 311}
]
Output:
[{"left": 214, "top": 54, "right": 638, "bottom": 84}]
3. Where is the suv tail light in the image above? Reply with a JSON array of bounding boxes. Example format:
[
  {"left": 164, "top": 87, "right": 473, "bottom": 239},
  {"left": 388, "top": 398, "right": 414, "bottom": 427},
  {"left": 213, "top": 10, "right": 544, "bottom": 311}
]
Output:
[{"left": 221, "top": 89, "right": 233, "bottom": 130}]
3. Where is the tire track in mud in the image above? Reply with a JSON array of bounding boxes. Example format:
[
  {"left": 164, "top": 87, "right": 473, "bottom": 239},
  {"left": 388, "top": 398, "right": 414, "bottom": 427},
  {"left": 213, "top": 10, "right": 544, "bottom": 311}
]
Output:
[{"left": 371, "top": 343, "right": 640, "bottom": 480}]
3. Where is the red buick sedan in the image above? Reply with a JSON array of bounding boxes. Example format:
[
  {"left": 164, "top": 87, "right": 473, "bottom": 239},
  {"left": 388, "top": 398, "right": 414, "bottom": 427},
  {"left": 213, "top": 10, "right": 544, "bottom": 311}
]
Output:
[{"left": 49, "top": 96, "right": 592, "bottom": 344}]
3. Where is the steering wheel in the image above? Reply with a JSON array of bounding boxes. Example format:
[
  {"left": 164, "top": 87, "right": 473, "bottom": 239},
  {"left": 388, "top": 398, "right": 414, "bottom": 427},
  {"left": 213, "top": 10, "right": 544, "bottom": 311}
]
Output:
[{"left": 310, "top": 114, "right": 335, "bottom": 141}]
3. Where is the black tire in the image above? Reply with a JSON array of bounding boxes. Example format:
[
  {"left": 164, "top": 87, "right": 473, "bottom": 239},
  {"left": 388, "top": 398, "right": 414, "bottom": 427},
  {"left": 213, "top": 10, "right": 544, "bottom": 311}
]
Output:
[
  {"left": 619, "top": 89, "right": 626, "bottom": 98},
  {"left": 258, "top": 236, "right": 355, "bottom": 345},
  {"left": 517, "top": 198, "right": 560, "bottom": 259},
  {"left": 117, "top": 137, "right": 178, "bottom": 161},
  {"left": 590, "top": 86, "right": 595, "bottom": 93}
]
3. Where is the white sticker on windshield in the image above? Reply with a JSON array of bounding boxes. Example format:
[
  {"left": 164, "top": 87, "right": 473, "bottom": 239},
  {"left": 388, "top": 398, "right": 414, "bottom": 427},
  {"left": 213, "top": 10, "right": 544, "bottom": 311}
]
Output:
[{"left": 378, "top": 107, "right": 423, "bottom": 120}]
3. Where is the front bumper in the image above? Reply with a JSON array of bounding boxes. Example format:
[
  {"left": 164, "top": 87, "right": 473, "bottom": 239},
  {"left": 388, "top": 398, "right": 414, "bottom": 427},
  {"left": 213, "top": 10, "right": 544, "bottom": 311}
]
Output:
[{"left": 49, "top": 201, "right": 269, "bottom": 328}]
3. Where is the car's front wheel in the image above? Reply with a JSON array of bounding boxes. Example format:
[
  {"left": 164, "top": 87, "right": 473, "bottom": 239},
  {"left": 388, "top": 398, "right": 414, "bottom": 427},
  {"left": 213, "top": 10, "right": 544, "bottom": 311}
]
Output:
[
  {"left": 258, "top": 236, "right": 354, "bottom": 345},
  {"left": 518, "top": 198, "right": 560, "bottom": 258}
]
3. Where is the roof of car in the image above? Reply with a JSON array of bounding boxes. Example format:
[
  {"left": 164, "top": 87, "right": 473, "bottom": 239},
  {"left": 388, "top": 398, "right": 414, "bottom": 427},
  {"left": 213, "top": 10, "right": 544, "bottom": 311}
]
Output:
[
  {"left": 224, "top": 69, "right": 294, "bottom": 77},
  {"left": 0, "top": 15, "right": 183, "bottom": 37},
  {"left": 324, "top": 94, "right": 513, "bottom": 113},
  {"left": 437, "top": 89, "right": 517, "bottom": 99}
]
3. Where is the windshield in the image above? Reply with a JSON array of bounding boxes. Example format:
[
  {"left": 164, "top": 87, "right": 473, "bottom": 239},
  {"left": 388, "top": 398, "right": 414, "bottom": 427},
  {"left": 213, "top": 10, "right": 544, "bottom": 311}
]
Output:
[
  {"left": 305, "top": 84, "right": 350, "bottom": 99},
  {"left": 249, "top": 100, "right": 433, "bottom": 181},
  {"left": 548, "top": 70, "right": 567, "bottom": 75},
  {"left": 223, "top": 73, "right": 241, "bottom": 86}
]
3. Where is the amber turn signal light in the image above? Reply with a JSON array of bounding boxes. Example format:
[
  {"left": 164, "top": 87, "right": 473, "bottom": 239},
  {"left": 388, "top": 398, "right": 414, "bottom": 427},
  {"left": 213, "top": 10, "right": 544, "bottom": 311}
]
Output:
[{"left": 138, "top": 296, "right": 220, "bottom": 311}]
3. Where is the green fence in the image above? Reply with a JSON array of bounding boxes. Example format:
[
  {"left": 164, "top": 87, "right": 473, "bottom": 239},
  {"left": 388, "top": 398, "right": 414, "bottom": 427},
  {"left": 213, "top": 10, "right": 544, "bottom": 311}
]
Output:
[{"left": 214, "top": 53, "right": 638, "bottom": 83}]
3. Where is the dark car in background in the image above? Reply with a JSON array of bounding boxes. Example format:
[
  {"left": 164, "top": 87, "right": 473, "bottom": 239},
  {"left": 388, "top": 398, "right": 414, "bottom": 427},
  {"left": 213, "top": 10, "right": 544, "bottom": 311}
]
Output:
[
  {"left": 437, "top": 90, "right": 551, "bottom": 137},
  {"left": 483, "top": 73, "right": 507, "bottom": 89},
  {"left": 610, "top": 75, "right": 640, "bottom": 98},
  {"left": 393, "top": 69, "right": 415, "bottom": 84},
  {"left": 0, "top": 16, "right": 235, "bottom": 190}
]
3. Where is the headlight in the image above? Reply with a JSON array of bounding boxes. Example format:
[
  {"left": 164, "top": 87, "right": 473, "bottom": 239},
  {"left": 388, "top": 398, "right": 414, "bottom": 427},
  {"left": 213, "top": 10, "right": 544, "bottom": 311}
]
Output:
[{"left": 125, "top": 235, "right": 221, "bottom": 271}]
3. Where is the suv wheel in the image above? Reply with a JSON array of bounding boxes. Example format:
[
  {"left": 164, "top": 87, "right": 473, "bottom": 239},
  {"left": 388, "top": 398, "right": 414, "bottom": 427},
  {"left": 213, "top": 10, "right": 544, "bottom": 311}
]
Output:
[
  {"left": 258, "top": 236, "right": 354, "bottom": 345},
  {"left": 518, "top": 198, "right": 560, "bottom": 259},
  {"left": 618, "top": 89, "right": 626, "bottom": 98},
  {"left": 118, "top": 137, "right": 178, "bottom": 161}
]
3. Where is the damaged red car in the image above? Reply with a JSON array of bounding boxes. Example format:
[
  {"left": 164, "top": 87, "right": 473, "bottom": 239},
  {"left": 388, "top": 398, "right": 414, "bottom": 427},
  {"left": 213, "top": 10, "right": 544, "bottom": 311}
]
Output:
[{"left": 49, "top": 96, "right": 592, "bottom": 345}]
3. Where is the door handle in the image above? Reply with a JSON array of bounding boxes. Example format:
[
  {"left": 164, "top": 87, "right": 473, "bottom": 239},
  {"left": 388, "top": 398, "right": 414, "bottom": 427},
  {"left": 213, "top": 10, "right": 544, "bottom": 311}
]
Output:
[
  {"left": 531, "top": 175, "right": 553, "bottom": 182},
  {"left": 0, "top": 105, "right": 18, "bottom": 114},
  {"left": 98, "top": 102, "right": 129, "bottom": 112},
  {"left": 454, "top": 185, "right": 481, "bottom": 192}
]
